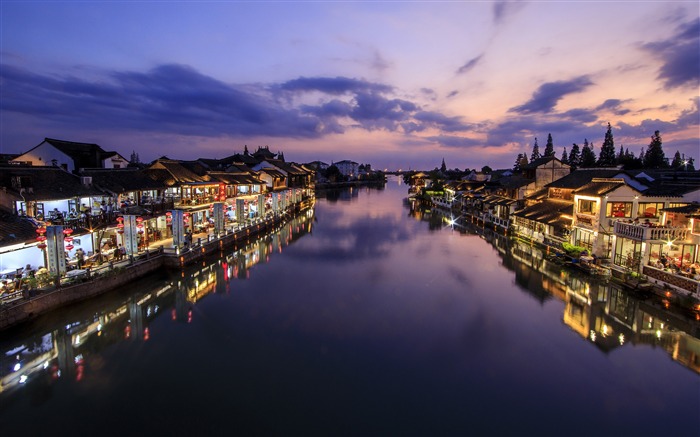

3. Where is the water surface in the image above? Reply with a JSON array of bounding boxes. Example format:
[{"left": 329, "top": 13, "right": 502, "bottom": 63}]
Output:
[{"left": 1, "top": 177, "right": 698, "bottom": 436}]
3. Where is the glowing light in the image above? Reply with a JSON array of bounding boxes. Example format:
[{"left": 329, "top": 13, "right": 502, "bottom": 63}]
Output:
[
  {"left": 13, "top": 363, "right": 21, "bottom": 372},
  {"left": 19, "top": 375, "right": 27, "bottom": 384},
  {"left": 656, "top": 329, "right": 662, "bottom": 339}
]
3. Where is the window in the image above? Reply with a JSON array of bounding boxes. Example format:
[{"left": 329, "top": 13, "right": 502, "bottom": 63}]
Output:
[
  {"left": 575, "top": 229, "right": 594, "bottom": 251},
  {"left": 606, "top": 202, "right": 632, "bottom": 218},
  {"left": 637, "top": 202, "right": 663, "bottom": 218},
  {"left": 578, "top": 199, "right": 596, "bottom": 214}
]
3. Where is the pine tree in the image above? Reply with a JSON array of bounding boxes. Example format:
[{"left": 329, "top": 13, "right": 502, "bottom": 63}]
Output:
[
  {"left": 560, "top": 148, "right": 568, "bottom": 165},
  {"left": 530, "top": 138, "right": 541, "bottom": 162},
  {"left": 597, "top": 123, "right": 617, "bottom": 167},
  {"left": 643, "top": 130, "right": 668, "bottom": 169},
  {"left": 513, "top": 153, "right": 524, "bottom": 171},
  {"left": 580, "top": 139, "right": 596, "bottom": 168},
  {"left": 686, "top": 157, "right": 696, "bottom": 171},
  {"left": 568, "top": 143, "right": 581, "bottom": 170},
  {"left": 440, "top": 158, "right": 447, "bottom": 173},
  {"left": 544, "top": 133, "right": 555, "bottom": 157},
  {"left": 671, "top": 151, "right": 683, "bottom": 168},
  {"left": 617, "top": 145, "right": 625, "bottom": 162},
  {"left": 129, "top": 151, "right": 140, "bottom": 164}
]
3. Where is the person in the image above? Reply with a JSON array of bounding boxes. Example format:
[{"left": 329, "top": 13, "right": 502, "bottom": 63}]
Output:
[
  {"left": 117, "top": 244, "right": 126, "bottom": 261},
  {"left": 659, "top": 254, "right": 668, "bottom": 267},
  {"left": 76, "top": 248, "right": 85, "bottom": 269}
]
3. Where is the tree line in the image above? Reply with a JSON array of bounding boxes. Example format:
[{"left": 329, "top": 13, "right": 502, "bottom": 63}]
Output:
[{"left": 513, "top": 124, "right": 696, "bottom": 171}]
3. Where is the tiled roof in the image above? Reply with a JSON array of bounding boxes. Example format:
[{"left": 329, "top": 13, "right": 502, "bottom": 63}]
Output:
[
  {"left": 0, "top": 210, "right": 38, "bottom": 247},
  {"left": 146, "top": 160, "right": 210, "bottom": 184},
  {"left": 494, "top": 174, "right": 534, "bottom": 189},
  {"left": 209, "top": 172, "right": 263, "bottom": 185},
  {"left": 642, "top": 181, "right": 700, "bottom": 197},
  {"left": 661, "top": 202, "right": 700, "bottom": 214},
  {"left": 80, "top": 169, "right": 167, "bottom": 194},
  {"left": 259, "top": 168, "right": 286, "bottom": 179},
  {"left": 43, "top": 138, "right": 106, "bottom": 169},
  {"left": 0, "top": 165, "right": 105, "bottom": 201},
  {"left": 545, "top": 169, "right": 621, "bottom": 189},
  {"left": 573, "top": 180, "right": 627, "bottom": 197},
  {"left": 513, "top": 199, "right": 573, "bottom": 227}
]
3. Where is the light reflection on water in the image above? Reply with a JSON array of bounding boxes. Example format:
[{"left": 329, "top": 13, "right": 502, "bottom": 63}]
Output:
[{"left": 0, "top": 177, "right": 698, "bottom": 436}]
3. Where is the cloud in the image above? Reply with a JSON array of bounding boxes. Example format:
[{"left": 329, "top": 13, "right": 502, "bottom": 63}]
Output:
[
  {"left": 509, "top": 76, "right": 594, "bottom": 114},
  {"left": 279, "top": 76, "right": 392, "bottom": 95},
  {"left": 426, "top": 135, "right": 483, "bottom": 149},
  {"left": 641, "top": 18, "right": 700, "bottom": 90},
  {"left": 493, "top": 0, "right": 527, "bottom": 26},
  {"left": 456, "top": 54, "right": 483, "bottom": 75},
  {"left": 2, "top": 64, "right": 468, "bottom": 140},
  {"left": 595, "top": 99, "right": 631, "bottom": 116},
  {"left": 413, "top": 111, "right": 473, "bottom": 132}
]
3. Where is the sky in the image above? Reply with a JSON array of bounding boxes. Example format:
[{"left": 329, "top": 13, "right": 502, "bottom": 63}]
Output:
[{"left": 1, "top": 1, "right": 698, "bottom": 171}]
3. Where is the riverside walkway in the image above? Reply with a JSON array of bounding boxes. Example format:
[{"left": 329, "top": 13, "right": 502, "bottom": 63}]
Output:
[{"left": 0, "top": 204, "right": 313, "bottom": 330}]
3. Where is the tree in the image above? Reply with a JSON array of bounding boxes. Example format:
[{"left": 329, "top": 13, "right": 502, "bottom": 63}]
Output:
[
  {"left": 670, "top": 151, "right": 683, "bottom": 168},
  {"left": 617, "top": 145, "right": 625, "bottom": 163},
  {"left": 568, "top": 143, "right": 581, "bottom": 170},
  {"left": 543, "top": 133, "right": 555, "bottom": 157},
  {"left": 580, "top": 139, "right": 596, "bottom": 168},
  {"left": 530, "top": 138, "right": 541, "bottom": 161},
  {"left": 324, "top": 164, "right": 343, "bottom": 182},
  {"left": 481, "top": 165, "right": 492, "bottom": 174},
  {"left": 513, "top": 153, "right": 524, "bottom": 171},
  {"left": 618, "top": 147, "right": 643, "bottom": 169},
  {"left": 440, "top": 158, "right": 447, "bottom": 173},
  {"left": 643, "top": 130, "right": 668, "bottom": 169},
  {"left": 560, "top": 148, "right": 568, "bottom": 165},
  {"left": 129, "top": 150, "right": 140, "bottom": 164},
  {"left": 597, "top": 123, "right": 617, "bottom": 167}
]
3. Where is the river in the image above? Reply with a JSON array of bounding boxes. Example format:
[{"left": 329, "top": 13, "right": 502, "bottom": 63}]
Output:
[{"left": 1, "top": 176, "right": 698, "bottom": 436}]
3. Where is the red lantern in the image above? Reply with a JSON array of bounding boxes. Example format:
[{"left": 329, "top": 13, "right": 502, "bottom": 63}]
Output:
[
  {"left": 36, "top": 227, "right": 47, "bottom": 235},
  {"left": 36, "top": 235, "right": 47, "bottom": 242},
  {"left": 118, "top": 229, "right": 125, "bottom": 234},
  {"left": 65, "top": 244, "right": 74, "bottom": 251},
  {"left": 63, "top": 228, "right": 73, "bottom": 235},
  {"left": 136, "top": 216, "right": 144, "bottom": 223},
  {"left": 37, "top": 243, "right": 47, "bottom": 250},
  {"left": 116, "top": 216, "right": 124, "bottom": 223},
  {"left": 64, "top": 236, "right": 74, "bottom": 243}
]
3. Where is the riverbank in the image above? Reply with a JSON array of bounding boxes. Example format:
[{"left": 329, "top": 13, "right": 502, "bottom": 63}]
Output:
[{"left": 0, "top": 204, "right": 313, "bottom": 331}]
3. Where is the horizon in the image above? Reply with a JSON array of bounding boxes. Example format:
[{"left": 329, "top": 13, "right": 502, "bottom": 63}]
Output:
[{"left": 1, "top": 2, "right": 698, "bottom": 171}]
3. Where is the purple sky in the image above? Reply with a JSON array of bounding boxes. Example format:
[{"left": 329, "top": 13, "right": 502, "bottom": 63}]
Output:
[{"left": 1, "top": 1, "right": 698, "bottom": 171}]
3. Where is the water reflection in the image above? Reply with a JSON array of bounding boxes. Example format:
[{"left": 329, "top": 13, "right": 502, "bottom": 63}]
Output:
[
  {"left": 0, "top": 208, "right": 315, "bottom": 398},
  {"left": 418, "top": 204, "right": 700, "bottom": 375},
  {"left": 1, "top": 180, "right": 698, "bottom": 436}
]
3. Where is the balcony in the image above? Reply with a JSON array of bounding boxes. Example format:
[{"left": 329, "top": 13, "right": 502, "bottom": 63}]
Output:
[{"left": 614, "top": 221, "right": 689, "bottom": 242}]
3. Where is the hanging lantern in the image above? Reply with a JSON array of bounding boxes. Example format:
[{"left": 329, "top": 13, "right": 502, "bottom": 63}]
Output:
[
  {"left": 36, "top": 235, "right": 47, "bottom": 242},
  {"left": 116, "top": 216, "right": 124, "bottom": 223},
  {"left": 65, "top": 244, "right": 74, "bottom": 251},
  {"left": 136, "top": 223, "right": 144, "bottom": 229},
  {"left": 137, "top": 230, "right": 144, "bottom": 235},
  {"left": 64, "top": 236, "right": 74, "bottom": 243},
  {"left": 36, "top": 226, "right": 47, "bottom": 235},
  {"left": 118, "top": 229, "right": 125, "bottom": 234},
  {"left": 136, "top": 216, "right": 144, "bottom": 224},
  {"left": 63, "top": 228, "right": 73, "bottom": 236},
  {"left": 37, "top": 243, "right": 47, "bottom": 250}
]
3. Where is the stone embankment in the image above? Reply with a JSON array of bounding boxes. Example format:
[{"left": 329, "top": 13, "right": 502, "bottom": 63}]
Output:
[{"left": 0, "top": 207, "right": 310, "bottom": 331}]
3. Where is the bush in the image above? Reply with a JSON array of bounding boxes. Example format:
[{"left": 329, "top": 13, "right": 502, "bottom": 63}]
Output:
[{"left": 562, "top": 242, "right": 587, "bottom": 257}]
